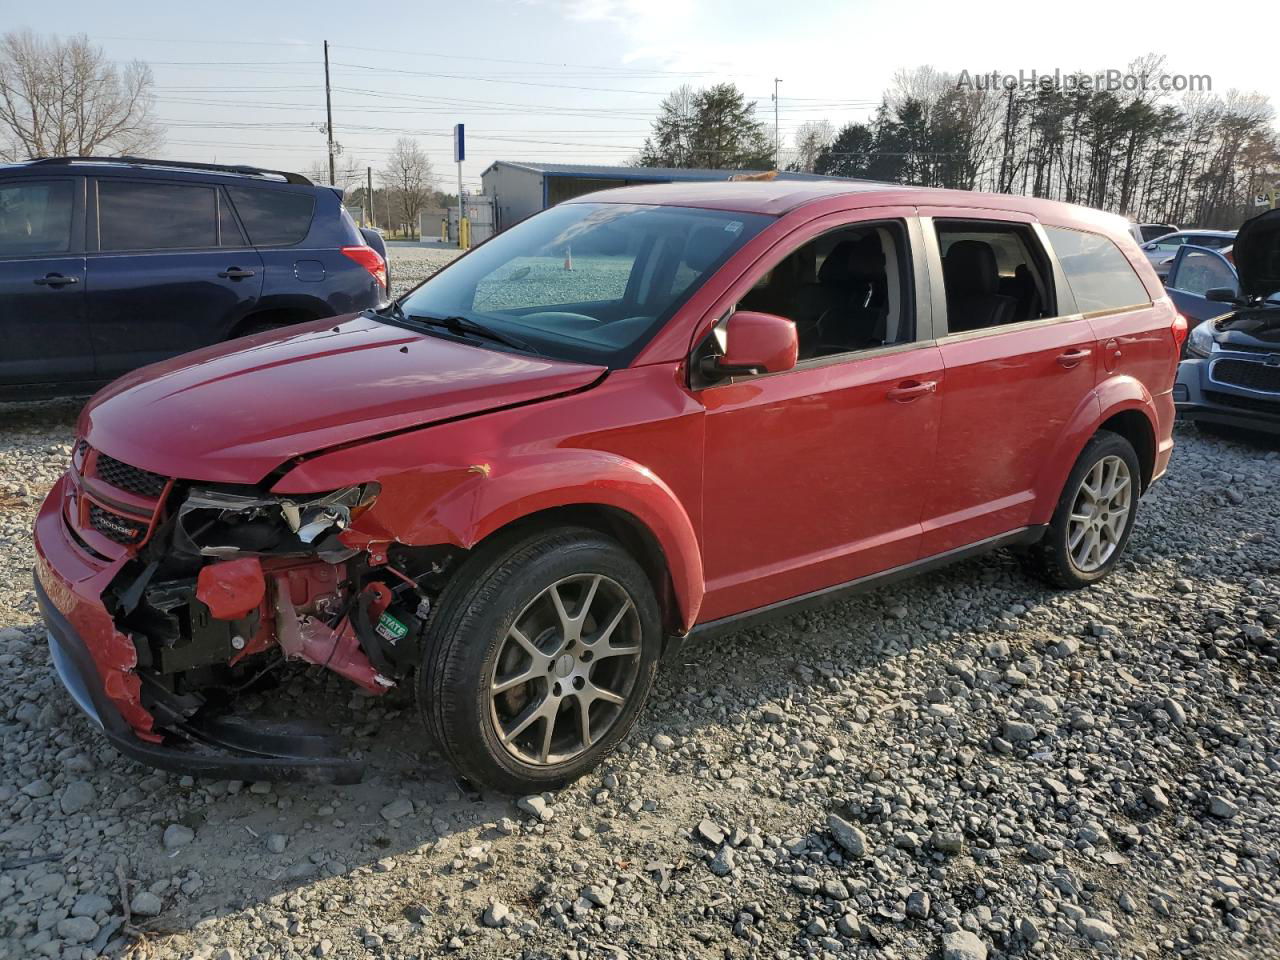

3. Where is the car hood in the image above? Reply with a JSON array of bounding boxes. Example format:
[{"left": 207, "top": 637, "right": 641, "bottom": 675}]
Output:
[
  {"left": 80, "top": 313, "right": 606, "bottom": 484},
  {"left": 1234, "top": 208, "right": 1280, "bottom": 299}
]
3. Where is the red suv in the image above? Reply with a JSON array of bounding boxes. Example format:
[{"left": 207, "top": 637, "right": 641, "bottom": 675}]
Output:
[{"left": 33, "top": 181, "right": 1183, "bottom": 793}]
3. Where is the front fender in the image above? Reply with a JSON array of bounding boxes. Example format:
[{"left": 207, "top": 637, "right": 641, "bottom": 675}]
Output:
[
  {"left": 1030, "top": 376, "right": 1158, "bottom": 523},
  {"left": 286, "top": 451, "right": 705, "bottom": 631}
]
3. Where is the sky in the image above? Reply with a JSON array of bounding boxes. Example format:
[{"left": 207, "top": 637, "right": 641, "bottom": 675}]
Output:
[{"left": 14, "top": 0, "right": 1278, "bottom": 194}]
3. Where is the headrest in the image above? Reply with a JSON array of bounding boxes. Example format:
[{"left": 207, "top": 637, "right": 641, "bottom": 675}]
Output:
[
  {"left": 819, "top": 235, "right": 885, "bottom": 286},
  {"left": 943, "top": 240, "right": 1000, "bottom": 296}
]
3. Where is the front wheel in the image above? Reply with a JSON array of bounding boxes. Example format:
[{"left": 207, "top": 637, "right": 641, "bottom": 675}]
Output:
[
  {"left": 419, "top": 527, "right": 662, "bottom": 793},
  {"left": 1021, "top": 431, "right": 1141, "bottom": 589}
]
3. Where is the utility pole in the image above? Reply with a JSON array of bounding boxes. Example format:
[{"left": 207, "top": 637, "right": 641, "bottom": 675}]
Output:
[
  {"left": 323, "top": 41, "right": 336, "bottom": 186},
  {"left": 366, "top": 165, "right": 373, "bottom": 227},
  {"left": 772, "top": 78, "right": 782, "bottom": 170}
]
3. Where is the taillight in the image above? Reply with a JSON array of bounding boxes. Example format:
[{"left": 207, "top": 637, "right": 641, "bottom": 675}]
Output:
[
  {"left": 341, "top": 245, "right": 387, "bottom": 290},
  {"left": 1171, "top": 312, "right": 1188, "bottom": 353}
]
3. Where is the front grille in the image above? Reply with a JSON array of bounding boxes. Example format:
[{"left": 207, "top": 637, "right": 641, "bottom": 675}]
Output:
[
  {"left": 88, "top": 503, "right": 149, "bottom": 545},
  {"left": 1211, "top": 359, "right": 1280, "bottom": 394},
  {"left": 1204, "top": 390, "right": 1280, "bottom": 415},
  {"left": 93, "top": 453, "right": 168, "bottom": 498}
]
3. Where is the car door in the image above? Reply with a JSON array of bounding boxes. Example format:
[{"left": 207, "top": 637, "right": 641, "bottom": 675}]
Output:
[
  {"left": 0, "top": 176, "right": 94, "bottom": 387},
  {"left": 1165, "top": 245, "right": 1239, "bottom": 326},
  {"left": 86, "top": 177, "right": 264, "bottom": 379},
  {"left": 696, "top": 211, "right": 944, "bottom": 623},
  {"left": 918, "top": 211, "right": 1098, "bottom": 555}
]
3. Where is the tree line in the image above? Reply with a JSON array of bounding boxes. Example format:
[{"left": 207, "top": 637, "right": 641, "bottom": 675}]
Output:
[{"left": 638, "top": 59, "right": 1279, "bottom": 228}]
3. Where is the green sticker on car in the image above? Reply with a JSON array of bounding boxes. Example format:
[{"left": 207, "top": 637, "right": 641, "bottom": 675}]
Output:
[{"left": 376, "top": 611, "right": 409, "bottom": 644}]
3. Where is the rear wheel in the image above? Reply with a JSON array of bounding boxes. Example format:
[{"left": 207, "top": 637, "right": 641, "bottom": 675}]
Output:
[
  {"left": 419, "top": 527, "right": 661, "bottom": 793},
  {"left": 1021, "top": 431, "right": 1140, "bottom": 589}
]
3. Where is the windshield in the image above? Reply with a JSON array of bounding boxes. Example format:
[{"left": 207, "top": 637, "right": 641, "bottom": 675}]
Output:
[{"left": 395, "top": 202, "right": 771, "bottom": 365}]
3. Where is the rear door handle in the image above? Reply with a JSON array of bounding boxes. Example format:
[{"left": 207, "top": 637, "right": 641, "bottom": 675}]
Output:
[
  {"left": 1056, "top": 348, "right": 1092, "bottom": 368},
  {"left": 34, "top": 273, "right": 78, "bottom": 287},
  {"left": 886, "top": 379, "right": 937, "bottom": 402},
  {"left": 218, "top": 267, "right": 256, "bottom": 279}
]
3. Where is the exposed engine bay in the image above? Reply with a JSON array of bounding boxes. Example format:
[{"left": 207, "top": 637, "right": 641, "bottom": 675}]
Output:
[{"left": 99, "top": 479, "right": 458, "bottom": 763}]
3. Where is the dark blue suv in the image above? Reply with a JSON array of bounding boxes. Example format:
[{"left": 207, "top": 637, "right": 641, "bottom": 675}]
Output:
[{"left": 0, "top": 156, "right": 388, "bottom": 400}]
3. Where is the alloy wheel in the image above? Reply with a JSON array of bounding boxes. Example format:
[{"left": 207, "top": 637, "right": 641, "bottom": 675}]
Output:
[
  {"left": 1066, "top": 454, "right": 1133, "bottom": 573},
  {"left": 488, "top": 573, "right": 642, "bottom": 765}
]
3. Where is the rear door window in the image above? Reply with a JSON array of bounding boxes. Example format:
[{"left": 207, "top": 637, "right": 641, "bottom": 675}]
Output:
[
  {"left": 934, "top": 221, "right": 1055, "bottom": 333},
  {"left": 1044, "top": 226, "right": 1151, "bottom": 314},
  {"left": 0, "top": 180, "right": 75, "bottom": 256},
  {"left": 98, "top": 180, "right": 218, "bottom": 251},
  {"left": 226, "top": 187, "right": 315, "bottom": 246}
]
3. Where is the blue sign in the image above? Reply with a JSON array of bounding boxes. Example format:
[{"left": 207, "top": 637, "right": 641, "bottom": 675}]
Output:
[{"left": 453, "top": 124, "right": 465, "bottom": 163}]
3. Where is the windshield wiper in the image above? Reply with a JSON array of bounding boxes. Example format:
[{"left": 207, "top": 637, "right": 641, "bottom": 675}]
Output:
[{"left": 406, "top": 313, "right": 537, "bottom": 354}]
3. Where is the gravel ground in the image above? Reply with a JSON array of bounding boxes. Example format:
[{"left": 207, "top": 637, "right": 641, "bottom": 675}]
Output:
[
  {"left": 3, "top": 254, "right": 1280, "bottom": 959},
  {"left": 385, "top": 245, "right": 460, "bottom": 298}
]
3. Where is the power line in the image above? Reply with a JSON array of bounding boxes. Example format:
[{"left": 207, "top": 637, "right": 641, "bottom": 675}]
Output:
[{"left": 96, "top": 34, "right": 747, "bottom": 78}]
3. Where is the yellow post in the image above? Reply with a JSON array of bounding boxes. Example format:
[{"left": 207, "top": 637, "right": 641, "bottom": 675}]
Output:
[
  {"left": 440, "top": 217, "right": 447, "bottom": 243},
  {"left": 460, "top": 217, "right": 471, "bottom": 251}
]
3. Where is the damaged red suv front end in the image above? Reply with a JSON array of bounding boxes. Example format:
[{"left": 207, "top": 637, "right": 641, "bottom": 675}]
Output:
[
  {"left": 33, "top": 437, "right": 420, "bottom": 781},
  {"left": 32, "top": 311, "right": 607, "bottom": 783}
]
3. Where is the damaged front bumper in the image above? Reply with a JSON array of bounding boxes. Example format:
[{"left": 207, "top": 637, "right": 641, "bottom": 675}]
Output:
[
  {"left": 35, "top": 573, "right": 365, "bottom": 783},
  {"left": 31, "top": 470, "right": 402, "bottom": 785}
]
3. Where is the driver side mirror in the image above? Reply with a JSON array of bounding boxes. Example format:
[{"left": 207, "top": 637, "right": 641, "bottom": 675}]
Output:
[
  {"left": 704, "top": 311, "right": 798, "bottom": 379},
  {"left": 1206, "top": 287, "right": 1240, "bottom": 304}
]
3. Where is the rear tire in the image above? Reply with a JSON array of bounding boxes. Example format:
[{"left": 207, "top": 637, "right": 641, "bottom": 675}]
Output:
[
  {"left": 419, "top": 526, "right": 662, "bottom": 793},
  {"left": 1021, "top": 431, "right": 1141, "bottom": 589}
]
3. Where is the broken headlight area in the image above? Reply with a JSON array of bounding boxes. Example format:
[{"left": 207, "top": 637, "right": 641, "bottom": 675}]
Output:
[
  {"left": 98, "top": 479, "right": 457, "bottom": 769},
  {"left": 173, "top": 482, "right": 381, "bottom": 560}
]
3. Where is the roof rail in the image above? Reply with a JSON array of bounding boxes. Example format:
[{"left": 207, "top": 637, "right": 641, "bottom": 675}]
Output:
[{"left": 26, "top": 156, "right": 312, "bottom": 186}]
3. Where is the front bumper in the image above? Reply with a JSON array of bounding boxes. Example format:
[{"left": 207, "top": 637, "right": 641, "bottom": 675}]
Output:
[
  {"left": 1175, "top": 358, "right": 1280, "bottom": 435},
  {"left": 33, "top": 477, "right": 365, "bottom": 784}
]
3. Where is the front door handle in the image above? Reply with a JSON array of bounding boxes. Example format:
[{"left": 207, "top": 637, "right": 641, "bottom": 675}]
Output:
[
  {"left": 218, "top": 267, "right": 256, "bottom": 279},
  {"left": 34, "top": 273, "right": 78, "bottom": 287},
  {"left": 886, "top": 379, "right": 937, "bottom": 402},
  {"left": 1056, "top": 348, "right": 1092, "bottom": 368}
]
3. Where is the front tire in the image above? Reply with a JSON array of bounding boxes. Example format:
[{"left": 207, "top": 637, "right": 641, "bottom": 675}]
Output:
[
  {"left": 419, "top": 527, "right": 662, "bottom": 793},
  {"left": 1022, "top": 431, "right": 1141, "bottom": 589}
]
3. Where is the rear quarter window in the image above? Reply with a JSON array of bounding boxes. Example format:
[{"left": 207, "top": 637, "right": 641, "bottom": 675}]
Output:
[
  {"left": 227, "top": 186, "right": 316, "bottom": 246},
  {"left": 1043, "top": 226, "right": 1151, "bottom": 314}
]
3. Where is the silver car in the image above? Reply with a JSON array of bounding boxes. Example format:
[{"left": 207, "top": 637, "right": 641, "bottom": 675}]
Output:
[{"left": 1142, "top": 229, "right": 1237, "bottom": 278}]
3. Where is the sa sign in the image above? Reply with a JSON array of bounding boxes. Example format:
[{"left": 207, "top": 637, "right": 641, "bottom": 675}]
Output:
[{"left": 454, "top": 124, "right": 465, "bottom": 164}]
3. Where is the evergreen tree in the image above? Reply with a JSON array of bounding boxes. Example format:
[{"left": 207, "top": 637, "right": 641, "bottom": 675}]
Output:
[{"left": 639, "top": 83, "right": 773, "bottom": 170}]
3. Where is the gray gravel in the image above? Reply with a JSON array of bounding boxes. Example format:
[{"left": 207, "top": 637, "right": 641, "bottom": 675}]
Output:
[
  {"left": 2, "top": 257, "right": 1279, "bottom": 958},
  {"left": 385, "top": 244, "right": 459, "bottom": 298}
]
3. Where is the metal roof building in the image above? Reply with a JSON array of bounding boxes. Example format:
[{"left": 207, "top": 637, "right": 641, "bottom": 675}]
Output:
[{"left": 480, "top": 160, "right": 838, "bottom": 232}]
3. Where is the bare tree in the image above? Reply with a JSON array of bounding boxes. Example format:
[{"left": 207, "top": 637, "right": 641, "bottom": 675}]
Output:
[
  {"left": 790, "top": 120, "right": 835, "bottom": 172},
  {"left": 380, "top": 138, "right": 434, "bottom": 238},
  {"left": 0, "top": 30, "right": 161, "bottom": 160}
]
